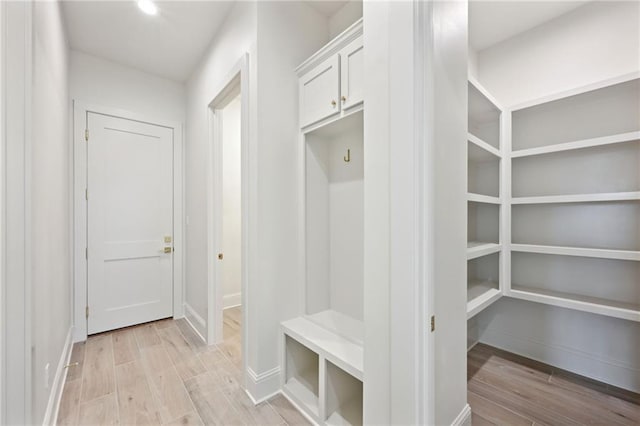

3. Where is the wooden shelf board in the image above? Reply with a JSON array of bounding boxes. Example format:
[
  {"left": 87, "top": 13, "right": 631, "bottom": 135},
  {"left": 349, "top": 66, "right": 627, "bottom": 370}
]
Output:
[
  {"left": 512, "top": 192, "right": 640, "bottom": 205},
  {"left": 307, "top": 309, "right": 364, "bottom": 346},
  {"left": 284, "top": 373, "right": 319, "bottom": 417},
  {"left": 467, "top": 281, "right": 501, "bottom": 319},
  {"left": 282, "top": 316, "right": 363, "bottom": 381},
  {"left": 326, "top": 398, "right": 363, "bottom": 426},
  {"left": 467, "top": 242, "right": 501, "bottom": 260},
  {"left": 511, "top": 244, "right": 640, "bottom": 261},
  {"left": 468, "top": 133, "right": 501, "bottom": 159},
  {"left": 508, "top": 286, "right": 640, "bottom": 322},
  {"left": 511, "top": 131, "right": 640, "bottom": 158},
  {"left": 468, "top": 193, "right": 501, "bottom": 204}
]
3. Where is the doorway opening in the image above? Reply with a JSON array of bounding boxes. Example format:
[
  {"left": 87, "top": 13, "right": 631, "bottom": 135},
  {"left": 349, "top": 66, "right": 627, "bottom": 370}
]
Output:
[{"left": 206, "top": 57, "right": 249, "bottom": 382}]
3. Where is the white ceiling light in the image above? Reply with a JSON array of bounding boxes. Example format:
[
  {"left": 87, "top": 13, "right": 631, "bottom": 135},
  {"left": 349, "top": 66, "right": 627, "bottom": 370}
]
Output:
[{"left": 137, "top": 0, "right": 158, "bottom": 16}]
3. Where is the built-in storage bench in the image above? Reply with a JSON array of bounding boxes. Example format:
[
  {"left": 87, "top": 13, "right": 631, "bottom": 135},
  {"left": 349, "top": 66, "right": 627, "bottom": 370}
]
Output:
[
  {"left": 281, "top": 318, "right": 363, "bottom": 425},
  {"left": 282, "top": 18, "right": 365, "bottom": 425}
]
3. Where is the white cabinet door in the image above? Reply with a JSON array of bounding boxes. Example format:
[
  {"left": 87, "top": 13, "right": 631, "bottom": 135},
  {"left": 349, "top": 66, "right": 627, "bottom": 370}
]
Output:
[
  {"left": 339, "top": 36, "right": 364, "bottom": 110},
  {"left": 87, "top": 112, "right": 174, "bottom": 334},
  {"left": 300, "top": 55, "right": 340, "bottom": 128}
]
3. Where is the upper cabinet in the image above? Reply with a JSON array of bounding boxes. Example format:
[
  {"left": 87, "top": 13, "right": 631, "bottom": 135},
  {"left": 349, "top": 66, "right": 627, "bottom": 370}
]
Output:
[{"left": 297, "top": 19, "right": 363, "bottom": 129}]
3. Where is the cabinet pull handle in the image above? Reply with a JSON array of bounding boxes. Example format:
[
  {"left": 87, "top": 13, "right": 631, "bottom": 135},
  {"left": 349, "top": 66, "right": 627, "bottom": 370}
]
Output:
[
  {"left": 331, "top": 100, "right": 337, "bottom": 108},
  {"left": 341, "top": 96, "right": 347, "bottom": 103}
]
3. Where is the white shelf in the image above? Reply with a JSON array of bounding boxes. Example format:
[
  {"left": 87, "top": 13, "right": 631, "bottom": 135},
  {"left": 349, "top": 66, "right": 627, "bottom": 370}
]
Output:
[
  {"left": 284, "top": 372, "right": 319, "bottom": 416},
  {"left": 511, "top": 244, "right": 640, "bottom": 261},
  {"left": 508, "top": 287, "right": 640, "bottom": 322},
  {"left": 467, "top": 242, "right": 501, "bottom": 260},
  {"left": 511, "top": 131, "right": 640, "bottom": 158},
  {"left": 468, "top": 75, "right": 504, "bottom": 110},
  {"left": 282, "top": 316, "right": 363, "bottom": 381},
  {"left": 307, "top": 310, "right": 363, "bottom": 346},
  {"left": 468, "top": 133, "right": 501, "bottom": 158},
  {"left": 467, "top": 281, "right": 501, "bottom": 319},
  {"left": 326, "top": 398, "right": 363, "bottom": 426},
  {"left": 511, "top": 192, "right": 640, "bottom": 205},
  {"left": 467, "top": 193, "right": 500, "bottom": 204}
]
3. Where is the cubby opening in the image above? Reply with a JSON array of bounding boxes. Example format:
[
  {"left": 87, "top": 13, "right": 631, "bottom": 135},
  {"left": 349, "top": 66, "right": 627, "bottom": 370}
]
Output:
[
  {"left": 468, "top": 202, "right": 499, "bottom": 247},
  {"left": 285, "top": 336, "right": 320, "bottom": 415},
  {"left": 511, "top": 252, "right": 640, "bottom": 312},
  {"left": 512, "top": 78, "right": 640, "bottom": 151},
  {"left": 512, "top": 139, "right": 640, "bottom": 198},
  {"left": 512, "top": 201, "right": 640, "bottom": 251},
  {"left": 468, "top": 142, "right": 500, "bottom": 197},
  {"left": 468, "top": 82, "right": 501, "bottom": 149},
  {"left": 467, "top": 252, "right": 500, "bottom": 318},
  {"left": 325, "top": 361, "right": 363, "bottom": 426},
  {"left": 305, "top": 111, "right": 364, "bottom": 342}
]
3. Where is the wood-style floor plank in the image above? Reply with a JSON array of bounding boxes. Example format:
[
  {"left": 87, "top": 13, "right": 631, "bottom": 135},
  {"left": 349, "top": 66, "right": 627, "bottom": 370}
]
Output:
[
  {"left": 115, "top": 359, "right": 163, "bottom": 425},
  {"left": 81, "top": 334, "right": 116, "bottom": 402},
  {"left": 268, "top": 394, "right": 312, "bottom": 426},
  {"left": 57, "top": 379, "right": 82, "bottom": 425},
  {"left": 112, "top": 327, "right": 140, "bottom": 366},
  {"left": 468, "top": 344, "right": 640, "bottom": 426},
  {"left": 77, "top": 393, "right": 120, "bottom": 426},
  {"left": 183, "top": 372, "right": 243, "bottom": 425}
]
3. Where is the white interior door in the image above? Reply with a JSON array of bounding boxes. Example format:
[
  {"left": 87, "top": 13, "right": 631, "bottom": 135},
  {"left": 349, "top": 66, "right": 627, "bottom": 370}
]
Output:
[{"left": 87, "top": 112, "right": 174, "bottom": 334}]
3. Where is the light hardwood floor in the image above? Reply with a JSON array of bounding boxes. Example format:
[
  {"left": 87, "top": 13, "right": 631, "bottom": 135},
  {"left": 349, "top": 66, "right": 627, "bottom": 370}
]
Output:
[
  {"left": 57, "top": 307, "right": 311, "bottom": 425},
  {"left": 468, "top": 343, "right": 640, "bottom": 426}
]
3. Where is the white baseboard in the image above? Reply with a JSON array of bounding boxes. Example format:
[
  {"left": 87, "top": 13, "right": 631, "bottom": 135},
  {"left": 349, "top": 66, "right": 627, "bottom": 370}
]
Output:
[
  {"left": 183, "top": 303, "right": 207, "bottom": 344},
  {"left": 481, "top": 328, "right": 640, "bottom": 393},
  {"left": 223, "top": 292, "right": 242, "bottom": 309},
  {"left": 451, "top": 403, "right": 472, "bottom": 426},
  {"left": 245, "top": 366, "right": 281, "bottom": 404},
  {"left": 43, "top": 327, "right": 74, "bottom": 426}
]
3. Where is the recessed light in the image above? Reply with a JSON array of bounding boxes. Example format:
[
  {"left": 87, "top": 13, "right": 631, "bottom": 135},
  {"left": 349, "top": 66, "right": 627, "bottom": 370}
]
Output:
[{"left": 137, "top": 0, "right": 158, "bottom": 16}]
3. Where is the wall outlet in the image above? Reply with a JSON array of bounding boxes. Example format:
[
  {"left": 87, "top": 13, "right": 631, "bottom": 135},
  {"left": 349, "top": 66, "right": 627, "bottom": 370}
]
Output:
[{"left": 44, "top": 363, "right": 50, "bottom": 389}]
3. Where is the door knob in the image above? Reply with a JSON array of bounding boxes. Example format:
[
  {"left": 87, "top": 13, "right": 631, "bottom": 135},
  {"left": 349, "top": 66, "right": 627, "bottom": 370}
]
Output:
[
  {"left": 331, "top": 100, "right": 337, "bottom": 108},
  {"left": 341, "top": 96, "right": 347, "bottom": 103},
  {"left": 218, "top": 253, "right": 224, "bottom": 260}
]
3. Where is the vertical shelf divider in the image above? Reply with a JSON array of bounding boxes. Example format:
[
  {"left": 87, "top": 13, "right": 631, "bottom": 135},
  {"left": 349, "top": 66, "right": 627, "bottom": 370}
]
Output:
[{"left": 501, "top": 110, "right": 512, "bottom": 296}]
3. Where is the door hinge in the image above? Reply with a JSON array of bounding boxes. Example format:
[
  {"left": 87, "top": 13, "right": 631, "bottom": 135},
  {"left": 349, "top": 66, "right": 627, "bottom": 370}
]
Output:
[
  {"left": 85, "top": 306, "right": 89, "bottom": 319},
  {"left": 85, "top": 188, "right": 88, "bottom": 201},
  {"left": 85, "top": 129, "right": 89, "bottom": 141},
  {"left": 85, "top": 247, "right": 88, "bottom": 260},
  {"left": 430, "top": 315, "right": 435, "bottom": 332}
]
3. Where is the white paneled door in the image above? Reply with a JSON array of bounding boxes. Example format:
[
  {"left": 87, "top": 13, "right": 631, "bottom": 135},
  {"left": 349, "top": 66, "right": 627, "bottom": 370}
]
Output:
[{"left": 87, "top": 112, "right": 174, "bottom": 334}]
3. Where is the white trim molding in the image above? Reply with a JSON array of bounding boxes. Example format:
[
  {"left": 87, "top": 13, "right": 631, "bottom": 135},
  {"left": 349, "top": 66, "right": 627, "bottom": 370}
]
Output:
[
  {"left": 223, "top": 293, "right": 242, "bottom": 309},
  {"left": 183, "top": 303, "right": 207, "bottom": 344},
  {"left": 245, "top": 367, "right": 281, "bottom": 405},
  {"left": 72, "top": 101, "right": 184, "bottom": 342},
  {"left": 451, "top": 404, "right": 472, "bottom": 426},
  {"left": 43, "top": 328, "right": 74, "bottom": 426}
]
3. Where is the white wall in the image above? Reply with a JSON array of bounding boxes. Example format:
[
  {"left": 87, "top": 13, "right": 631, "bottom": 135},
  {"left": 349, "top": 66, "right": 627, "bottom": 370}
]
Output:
[
  {"left": 184, "top": 0, "right": 256, "bottom": 339},
  {"left": 475, "top": 0, "right": 640, "bottom": 392},
  {"left": 221, "top": 95, "right": 242, "bottom": 309},
  {"left": 253, "top": 0, "right": 328, "bottom": 377},
  {"left": 31, "top": 1, "right": 71, "bottom": 422},
  {"left": 70, "top": 50, "right": 186, "bottom": 122},
  {"left": 328, "top": 0, "right": 362, "bottom": 39},
  {"left": 477, "top": 1, "right": 640, "bottom": 107}
]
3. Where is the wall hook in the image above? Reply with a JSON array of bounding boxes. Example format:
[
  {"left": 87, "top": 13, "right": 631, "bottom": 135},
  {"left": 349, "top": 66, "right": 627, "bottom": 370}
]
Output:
[{"left": 344, "top": 149, "right": 351, "bottom": 163}]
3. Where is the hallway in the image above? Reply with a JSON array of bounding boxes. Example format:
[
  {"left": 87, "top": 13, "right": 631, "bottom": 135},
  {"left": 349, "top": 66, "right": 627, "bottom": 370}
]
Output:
[{"left": 56, "top": 308, "right": 310, "bottom": 425}]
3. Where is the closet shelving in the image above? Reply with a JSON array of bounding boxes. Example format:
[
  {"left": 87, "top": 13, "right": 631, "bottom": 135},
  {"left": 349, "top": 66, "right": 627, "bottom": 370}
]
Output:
[
  {"left": 466, "top": 77, "right": 505, "bottom": 319},
  {"left": 283, "top": 19, "right": 364, "bottom": 426},
  {"left": 506, "top": 72, "right": 640, "bottom": 322}
]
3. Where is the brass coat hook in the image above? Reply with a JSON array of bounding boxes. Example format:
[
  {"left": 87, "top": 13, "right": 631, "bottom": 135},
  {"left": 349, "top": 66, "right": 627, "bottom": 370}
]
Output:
[{"left": 344, "top": 149, "right": 351, "bottom": 163}]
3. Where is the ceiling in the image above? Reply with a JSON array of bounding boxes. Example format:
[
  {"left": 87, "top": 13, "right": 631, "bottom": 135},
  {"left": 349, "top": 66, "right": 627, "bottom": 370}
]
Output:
[
  {"left": 61, "top": 0, "right": 235, "bottom": 82},
  {"left": 469, "top": 0, "right": 591, "bottom": 51}
]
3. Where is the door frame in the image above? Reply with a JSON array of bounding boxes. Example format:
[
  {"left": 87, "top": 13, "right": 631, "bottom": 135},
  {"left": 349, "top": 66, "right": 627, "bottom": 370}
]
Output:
[
  {"left": 72, "top": 101, "right": 184, "bottom": 342},
  {"left": 205, "top": 55, "right": 249, "bottom": 364},
  {"left": 1, "top": 1, "right": 33, "bottom": 423}
]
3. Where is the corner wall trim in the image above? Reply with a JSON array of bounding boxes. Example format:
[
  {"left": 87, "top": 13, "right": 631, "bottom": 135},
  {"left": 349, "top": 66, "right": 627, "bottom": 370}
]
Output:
[
  {"left": 183, "top": 303, "right": 207, "bottom": 344},
  {"left": 245, "top": 366, "right": 281, "bottom": 404},
  {"left": 451, "top": 404, "right": 472, "bottom": 426},
  {"left": 43, "top": 327, "right": 74, "bottom": 426}
]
